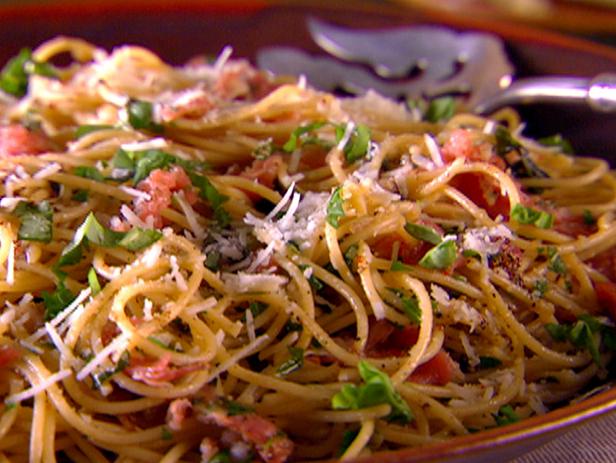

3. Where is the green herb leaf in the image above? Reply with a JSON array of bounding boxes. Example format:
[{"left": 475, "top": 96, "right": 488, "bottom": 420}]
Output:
[
  {"left": 224, "top": 399, "right": 254, "bottom": 416},
  {"left": 75, "top": 124, "right": 114, "bottom": 139},
  {"left": 283, "top": 121, "right": 327, "bottom": 152},
  {"left": 277, "top": 347, "right": 304, "bottom": 376},
  {"left": 132, "top": 149, "right": 176, "bottom": 185},
  {"left": 58, "top": 212, "right": 162, "bottom": 267},
  {"left": 332, "top": 360, "right": 413, "bottom": 424},
  {"left": 42, "top": 278, "right": 76, "bottom": 320},
  {"left": 425, "top": 96, "right": 456, "bottom": 123},
  {"left": 209, "top": 450, "right": 232, "bottom": 463},
  {"left": 126, "top": 99, "right": 163, "bottom": 133},
  {"left": 537, "top": 134, "right": 574, "bottom": 155},
  {"left": 337, "top": 429, "right": 360, "bottom": 457},
  {"left": 87, "top": 267, "right": 101, "bottom": 295},
  {"left": 546, "top": 316, "right": 603, "bottom": 365},
  {"left": 404, "top": 222, "right": 442, "bottom": 245},
  {"left": 534, "top": 279, "right": 548, "bottom": 296},
  {"left": 74, "top": 166, "right": 104, "bottom": 182},
  {"left": 72, "top": 190, "right": 89, "bottom": 202},
  {"left": 418, "top": 239, "right": 457, "bottom": 269},
  {"left": 583, "top": 209, "right": 595, "bottom": 226},
  {"left": 493, "top": 405, "right": 519, "bottom": 426},
  {"left": 326, "top": 186, "right": 345, "bottom": 228},
  {"left": 0, "top": 48, "right": 58, "bottom": 97},
  {"left": 510, "top": 204, "right": 554, "bottom": 229},
  {"left": 187, "top": 171, "right": 230, "bottom": 227},
  {"left": 117, "top": 228, "right": 163, "bottom": 251},
  {"left": 390, "top": 259, "right": 413, "bottom": 272},
  {"left": 343, "top": 244, "right": 358, "bottom": 269},
  {"left": 548, "top": 253, "right": 567, "bottom": 275},
  {"left": 336, "top": 124, "right": 371, "bottom": 163},
  {"left": 204, "top": 249, "right": 221, "bottom": 272},
  {"left": 478, "top": 356, "right": 502, "bottom": 369},
  {"left": 14, "top": 201, "right": 53, "bottom": 243},
  {"left": 161, "top": 427, "right": 173, "bottom": 440},
  {"left": 91, "top": 351, "right": 130, "bottom": 389},
  {"left": 495, "top": 126, "right": 522, "bottom": 156}
]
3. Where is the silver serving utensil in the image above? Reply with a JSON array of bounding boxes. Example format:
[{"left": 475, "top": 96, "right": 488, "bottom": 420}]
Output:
[{"left": 257, "top": 17, "right": 616, "bottom": 114}]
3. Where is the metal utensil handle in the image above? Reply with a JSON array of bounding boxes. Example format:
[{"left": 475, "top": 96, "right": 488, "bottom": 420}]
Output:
[{"left": 475, "top": 73, "right": 616, "bottom": 114}]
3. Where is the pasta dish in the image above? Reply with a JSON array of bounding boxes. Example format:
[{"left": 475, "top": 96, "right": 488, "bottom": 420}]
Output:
[{"left": 0, "top": 37, "right": 615, "bottom": 462}]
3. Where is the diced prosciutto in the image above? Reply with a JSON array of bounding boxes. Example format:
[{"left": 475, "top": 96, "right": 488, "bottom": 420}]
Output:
[
  {"left": 240, "top": 154, "right": 283, "bottom": 190},
  {"left": 215, "top": 61, "right": 276, "bottom": 100},
  {"left": 0, "top": 345, "right": 21, "bottom": 368},
  {"left": 135, "top": 166, "right": 198, "bottom": 228},
  {"left": 407, "top": 350, "right": 456, "bottom": 386},
  {"left": 590, "top": 248, "right": 616, "bottom": 283},
  {"left": 553, "top": 209, "right": 596, "bottom": 237},
  {"left": 201, "top": 406, "right": 294, "bottom": 463},
  {"left": 126, "top": 353, "right": 203, "bottom": 386},
  {"left": 0, "top": 124, "right": 52, "bottom": 157},
  {"left": 157, "top": 89, "right": 216, "bottom": 122}
]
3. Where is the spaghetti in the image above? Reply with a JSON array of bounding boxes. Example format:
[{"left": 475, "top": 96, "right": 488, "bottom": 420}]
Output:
[{"left": 0, "top": 37, "right": 615, "bottom": 462}]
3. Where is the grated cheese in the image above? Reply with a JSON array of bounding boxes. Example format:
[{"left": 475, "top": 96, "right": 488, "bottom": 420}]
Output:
[
  {"left": 45, "top": 322, "right": 81, "bottom": 369},
  {"left": 5, "top": 369, "right": 72, "bottom": 405},
  {"left": 184, "top": 296, "right": 218, "bottom": 317},
  {"left": 213, "top": 45, "right": 233, "bottom": 75},
  {"left": 167, "top": 255, "right": 188, "bottom": 291},
  {"left": 119, "top": 186, "right": 151, "bottom": 202},
  {"left": 139, "top": 241, "right": 163, "bottom": 268},
  {"left": 431, "top": 284, "right": 483, "bottom": 332},
  {"left": 483, "top": 120, "right": 496, "bottom": 135},
  {"left": 120, "top": 204, "right": 151, "bottom": 229},
  {"left": 222, "top": 272, "right": 288, "bottom": 293},
  {"left": 76, "top": 332, "right": 129, "bottom": 381},
  {"left": 245, "top": 308, "right": 256, "bottom": 343},
  {"left": 174, "top": 191, "right": 205, "bottom": 241},
  {"left": 26, "top": 288, "right": 91, "bottom": 344},
  {"left": 424, "top": 134, "right": 444, "bottom": 167},
  {"left": 206, "top": 334, "right": 270, "bottom": 381},
  {"left": 0, "top": 196, "right": 27, "bottom": 210},
  {"left": 461, "top": 225, "right": 512, "bottom": 262},
  {"left": 33, "top": 162, "right": 62, "bottom": 179},
  {"left": 6, "top": 240, "right": 14, "bottom": 286},
  {"left": 120, "top": 137, "right": 168, "bottom": 152}
]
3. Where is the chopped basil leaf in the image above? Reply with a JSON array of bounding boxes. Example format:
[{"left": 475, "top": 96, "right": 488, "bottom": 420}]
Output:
[
  {"left": 117, "top": 228, "right": 163, "bottom": 251},
  {"left": 42, "top": 278, "right": 76, "bottom": 320},
  {"left": 493, "top": 405, "right": 519, "bottom": 426},
  {"left": 404, "top": 222, "right": 442, "bottom": 245},
  {"left": 204, "top": 249, "right": 221, "bottom": 272},
  {"left": 548, "top": 253, "right": 567, "bottom": 275},
  {"left": 424, "top": 96, "right": 456, "bottom": 123},
  {"left": 224, "top": 399, "right": 254, "bottom": 416},
  {"left": 277, "top": 347, "right": 304, "bottom": 376},
  {"left": 537, "top": 133, "right": 574, "bottom": 155},
  {"left": 186, "top": 171, "right": 230, "bottom": 227},
  {"left": 326, "top": 186, "right": 345, "bottom": 228},
  {"left": 390, "top": 259, "right": 413, "bottom": 272},
  {"left": 495, "top": 126, "right": 522, "bottom": 156},
  {"left": 131, "top": 149, "right": 176, "bottom": 185},
  {"left": 111, "top": 148, "right": 136, "bottom": 171},
  {"left": 210, "top": 450, "right": 232, "bottom": 463},
  {"left": 248, "top": 301, "right": 267, "bottom": 317},
  {"left": 418, "top": 239, "right": 457, "bottom": 269},
  {"left": 0, "top": 48, "right": 58, "bottom": 97},
  {"left": 14, "top": 201, "right": 53, "bottom": 243},
  {"left": 72, "top": 190, "right": 89, "bottom": 202},
  {"left": 479, "top": 356, "right": 502, "bottom": 369},
  {"left": 87, "top": 268, "right": 101, "bottom": 295},
  {"left": 282, "top": 321, "right": 303, "bottom": 334},
  {"left": 91, "top": 351, "right": 130, "bottom": 389},
  {"left": 462, "top": 249, "right": 482, "bottom": 260},
  {"left": 58, "top": 212, "right": 162, "bottom": 267},
  {"left": 74, "top": 166, "right": 104, "bottom": 182},
  {"left": 332, "top": 360, "right": 413, "bottom": 424},
  {"left": 510, "top": 204, "right": 554, "bottom": 229},
  {"left": 534, "top": 279, "right": 548, "bottom": 296},
  {"left": 583, "top": 209, "right": 595, "bottom": 226},
  {"left": 389, "top": 288, "right": 422, "bottom": 324},
  {"left": 126, "top": 99, "right": 163, "bottom": 133},
  {"left": 283, "top": 121, "right": 328, "bottom": 152},
  {"left": 337, "top": 429, "right": 360, "bottom": 457},
  {"left": 343, "top": 244, "right": 358, "bottom": 269},
  {"left": 75, "top": 124, "right": 114, "bottom": 139},
  {"left": 161, "top": 427, "right": 173, "bottom": 440},
  {"left": 336, "top": 124, "right": 371, "bottom": 163},
  {"left": 546, "top": 315, "right": 605, "bottom": 365}
]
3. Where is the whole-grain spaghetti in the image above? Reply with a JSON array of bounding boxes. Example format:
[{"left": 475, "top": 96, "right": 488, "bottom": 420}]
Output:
[{"left": 0, "top": 37, "right": 615, "bottom": 462}]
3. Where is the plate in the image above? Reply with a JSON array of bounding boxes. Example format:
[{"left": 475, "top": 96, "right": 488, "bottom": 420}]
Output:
[{"left": 0, "top": 2, "right": 615, "bottom": 462}]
